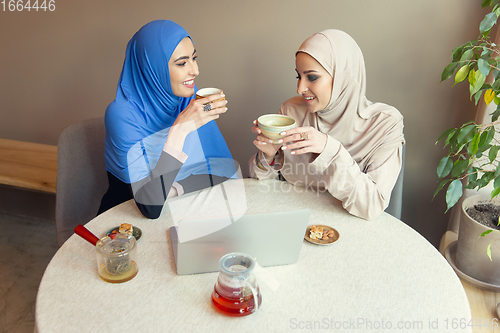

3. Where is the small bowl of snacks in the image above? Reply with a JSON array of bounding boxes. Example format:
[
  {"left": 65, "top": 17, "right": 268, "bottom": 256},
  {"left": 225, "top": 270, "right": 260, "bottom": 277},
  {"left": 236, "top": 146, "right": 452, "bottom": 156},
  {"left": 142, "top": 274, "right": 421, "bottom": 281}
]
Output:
[
  {"left": 105, "top": 223, "right": 142, "bottom": 242},
  {"left": 304, "top": 225, "right": 339, "bottom": 245}
]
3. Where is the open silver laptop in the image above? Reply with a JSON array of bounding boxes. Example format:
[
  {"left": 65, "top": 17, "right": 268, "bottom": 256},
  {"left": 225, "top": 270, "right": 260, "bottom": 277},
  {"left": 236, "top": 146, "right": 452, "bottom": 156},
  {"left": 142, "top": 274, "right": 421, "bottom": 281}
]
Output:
[{"left": 169, "top": 209, "right": 311, "bottom": 275}]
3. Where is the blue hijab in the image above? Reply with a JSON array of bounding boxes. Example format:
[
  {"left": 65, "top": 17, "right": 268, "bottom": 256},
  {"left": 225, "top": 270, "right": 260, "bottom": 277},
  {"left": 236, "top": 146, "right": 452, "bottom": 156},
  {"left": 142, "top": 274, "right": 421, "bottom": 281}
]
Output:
[{"left": 104, "top": 20, "right": 236, "bottom": 184}]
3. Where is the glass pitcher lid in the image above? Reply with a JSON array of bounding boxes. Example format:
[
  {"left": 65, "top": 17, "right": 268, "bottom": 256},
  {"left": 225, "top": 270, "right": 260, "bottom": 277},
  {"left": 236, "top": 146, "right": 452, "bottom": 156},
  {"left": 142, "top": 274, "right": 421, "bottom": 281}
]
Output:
[{"left": 219, "top": 252, "right": 255, "bottom": 276}]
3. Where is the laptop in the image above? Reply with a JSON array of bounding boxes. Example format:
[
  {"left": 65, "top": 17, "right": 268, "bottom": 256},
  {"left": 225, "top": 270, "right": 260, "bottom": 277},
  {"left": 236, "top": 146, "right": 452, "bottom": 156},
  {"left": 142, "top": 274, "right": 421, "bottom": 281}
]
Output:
[{"left": 169, "top": 209, "right": 311, "bottom": 275}]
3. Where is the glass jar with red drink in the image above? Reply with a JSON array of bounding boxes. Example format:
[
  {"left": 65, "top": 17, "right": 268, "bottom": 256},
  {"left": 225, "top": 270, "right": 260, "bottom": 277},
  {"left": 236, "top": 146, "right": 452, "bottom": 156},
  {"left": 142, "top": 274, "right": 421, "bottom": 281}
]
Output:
[{"left": 212, "top": 252, "right": 262, "bottom": 316}]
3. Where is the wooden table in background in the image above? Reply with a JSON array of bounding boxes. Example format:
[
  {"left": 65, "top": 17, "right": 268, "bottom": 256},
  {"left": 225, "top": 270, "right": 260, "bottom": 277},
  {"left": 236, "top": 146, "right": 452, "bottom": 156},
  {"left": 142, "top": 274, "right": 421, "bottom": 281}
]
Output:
[{"left": 0, "top": 138, "right": 57, "bottom": 193}]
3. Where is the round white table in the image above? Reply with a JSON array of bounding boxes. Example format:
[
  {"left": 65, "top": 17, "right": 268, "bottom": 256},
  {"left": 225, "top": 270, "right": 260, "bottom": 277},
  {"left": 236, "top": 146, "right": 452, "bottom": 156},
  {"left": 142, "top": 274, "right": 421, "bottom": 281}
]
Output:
[{"left": 36, "top": 179, "right": 471, "bottom": 332}]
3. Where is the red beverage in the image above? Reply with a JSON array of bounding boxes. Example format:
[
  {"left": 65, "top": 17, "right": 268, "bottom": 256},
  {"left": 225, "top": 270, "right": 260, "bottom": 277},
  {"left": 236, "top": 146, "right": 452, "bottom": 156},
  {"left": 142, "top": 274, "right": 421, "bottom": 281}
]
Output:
[
  {"left": 212, "top": 284, "right": 262, "bottom": 317},
  {"left": 212, "top": 253, "right": 262, "bottom": 317}
]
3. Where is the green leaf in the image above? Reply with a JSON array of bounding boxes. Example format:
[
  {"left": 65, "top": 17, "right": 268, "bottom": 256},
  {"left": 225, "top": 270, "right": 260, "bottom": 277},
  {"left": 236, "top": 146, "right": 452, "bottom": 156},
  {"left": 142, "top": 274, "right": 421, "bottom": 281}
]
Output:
[
  {"left": 466, "top": 170, "right": 478, "bottom": 189},
  {"left": 489, "top": 145, "right": 499, "bottom": 163},
  {"left": 492, "top": 183, "right": 500, "bottom": 199},
  {"left": 465, "top": 179, "right": 480, "bottom": 189},
  {"left": 452, "top": 47, "right": 464, "bottom": 63},
  {"left": 470, "top": 167, "right": 478, "bottom": 182},
  {"left": 471, "top": 70, "right": 486, "bottom": 96},
  {"left": 471, "top": 132, "right": 481, "bottom": 156},
  {"left": 445, "top": 131, "right": 458, "bottom": 148},
  {"left": 455, "top": 64, "right": 470, "bottom": 85},
  {"left": 437, "top": 157, "right": 453, "bottom": 178},
  {"left": 449, "top": 122, "right": 474, "bottom": 151},
  {"left": 457, "top": 124, "right": 476, "bottom": 144},
  {"left": 477, "top": 144, "right": 493, "bottom": 158},
  {"left": 461, "top": 49, "right": 474, "bottom": 62},
  {"left": 479, "top": 126, "right": 496, "bottom": 147},
  {"left": 451, "top": 159, "right": 469, "bottom": 178},
  {"left": 454, "top": 143, "right": 467, "bottom": 155},
  {"left": 478, "top": 58, "right": 491, "bottom": 77},
  {"left": 482, "top": 0, "right": 491, "bottom": 8},
  {"left": 480, "top": 229, "right": 494, "bottom": 237},
  {"left": 479, "top": 172, "right": 496, "bottom": 190},
  {"left": 446, "top": 179, "right": 463, "bottom": 212},
  {"left": 482, "top": 46, "right": 493, "bottom": 58},
  {"left": 493, "top": 187, "right": 500, "bottom": 199},
  {"left": 480, "top": 12, "right": 498, "bottom": 33},
  {"left": 441, "top": 62, "right": 459, "bottom": 81},
  {"left": 474, "top": 90, "right": 484, "bottom": 105},
  {"left": 493, "top": 77, "right": 500, "bottom": 91},
  {"left": 493, "top": 104, "right": 500, "bottom": 121},
  {"left": 433, "top": 179, "right": 452, "bottom": 200},
  {"left": 436, "top": 128, "right": 457, "bottom": 144},
  {"left": 487, "top": 243, "right": 493, "bottom": 261},
  {"left": 469, "top": 68, "right": 477, "bottom": 87}
]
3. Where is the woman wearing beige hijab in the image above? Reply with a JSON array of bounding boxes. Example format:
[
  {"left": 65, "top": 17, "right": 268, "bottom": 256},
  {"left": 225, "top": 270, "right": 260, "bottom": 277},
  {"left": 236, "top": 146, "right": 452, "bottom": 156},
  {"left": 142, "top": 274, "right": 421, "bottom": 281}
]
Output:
[{"left": 249, "top": 30, "right": 405, "bottom": 220}]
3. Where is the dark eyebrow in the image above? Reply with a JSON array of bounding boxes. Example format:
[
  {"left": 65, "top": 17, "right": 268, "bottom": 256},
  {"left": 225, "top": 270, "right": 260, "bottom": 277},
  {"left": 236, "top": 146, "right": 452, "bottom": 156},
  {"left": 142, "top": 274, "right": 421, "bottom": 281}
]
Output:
[
  {"left": 295, "top": 69, "right": 319, "bottom": 74},
  {"left": 173, "top": 49, "right": 197, "bottom": 63}
]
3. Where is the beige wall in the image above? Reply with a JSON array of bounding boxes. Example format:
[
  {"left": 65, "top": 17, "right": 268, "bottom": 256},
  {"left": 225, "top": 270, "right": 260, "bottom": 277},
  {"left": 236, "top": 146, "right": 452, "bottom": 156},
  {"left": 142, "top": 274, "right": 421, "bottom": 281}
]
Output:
[{"left": 0, "top": 0, "right": 488, "bottom": 246}]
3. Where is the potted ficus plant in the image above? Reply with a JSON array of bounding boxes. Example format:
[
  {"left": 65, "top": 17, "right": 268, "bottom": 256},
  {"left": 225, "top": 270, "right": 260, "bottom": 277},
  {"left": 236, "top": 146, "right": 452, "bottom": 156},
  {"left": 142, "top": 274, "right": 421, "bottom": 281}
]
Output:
[{"left": 435, "top": 0, "right": 500, "bottom": 286}]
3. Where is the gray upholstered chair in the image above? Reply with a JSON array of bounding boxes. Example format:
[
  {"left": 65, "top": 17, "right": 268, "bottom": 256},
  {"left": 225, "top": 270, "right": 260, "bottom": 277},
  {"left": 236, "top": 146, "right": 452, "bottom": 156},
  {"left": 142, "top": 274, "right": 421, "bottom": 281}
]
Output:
[
  {"left": 55, "top": 117, "right": 108, "bottom": 246},
  {"left": 385, "top": 144, "right": 406, "bottom": 220}
]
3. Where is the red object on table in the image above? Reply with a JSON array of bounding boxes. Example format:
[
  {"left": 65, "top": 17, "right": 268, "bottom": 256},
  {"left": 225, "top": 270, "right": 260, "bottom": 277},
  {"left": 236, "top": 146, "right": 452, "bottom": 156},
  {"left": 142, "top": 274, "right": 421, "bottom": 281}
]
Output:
[{"left": 74, "top": 224, "right": 99, "bottom": 246}]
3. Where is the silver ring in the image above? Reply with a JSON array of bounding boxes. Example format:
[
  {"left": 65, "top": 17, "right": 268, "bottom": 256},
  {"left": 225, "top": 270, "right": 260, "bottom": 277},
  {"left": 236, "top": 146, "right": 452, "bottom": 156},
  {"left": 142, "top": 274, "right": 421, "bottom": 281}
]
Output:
[
  {"left": 300, "top": 132, "right": 309, "bottom": 140},
  {"left": 203, "top": 103, "right": 213, "bottom": 112}
]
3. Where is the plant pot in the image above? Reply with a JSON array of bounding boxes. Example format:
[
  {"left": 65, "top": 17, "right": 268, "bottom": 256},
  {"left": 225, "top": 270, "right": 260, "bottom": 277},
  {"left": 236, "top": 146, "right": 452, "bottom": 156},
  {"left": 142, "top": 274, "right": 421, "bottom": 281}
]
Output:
[{"left": 456, "top": 194, "right": 500, "bottom": 285}]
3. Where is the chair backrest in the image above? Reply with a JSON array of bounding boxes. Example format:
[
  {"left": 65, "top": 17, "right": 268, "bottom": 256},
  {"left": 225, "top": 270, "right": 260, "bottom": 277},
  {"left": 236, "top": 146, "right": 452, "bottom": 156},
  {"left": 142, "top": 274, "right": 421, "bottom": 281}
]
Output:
[
  {"left": 55, "top": 117, "right": 108, "bottom": 246},
  {"left": 384, "top": 144, "right": 406, "bottom": 220}
]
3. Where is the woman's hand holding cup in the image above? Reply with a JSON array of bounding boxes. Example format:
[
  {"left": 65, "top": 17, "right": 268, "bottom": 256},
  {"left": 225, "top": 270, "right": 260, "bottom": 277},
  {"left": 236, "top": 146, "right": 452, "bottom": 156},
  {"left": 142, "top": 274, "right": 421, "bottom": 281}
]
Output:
[
  {"left": 252, "top": 120, "right": 282, "bottom": 163},
  {"left": 253, "top": 114, "right": 297, "bottom": 164},
  {"left": 168, "top": 88, "right": 227, "bottom": 151},
  {"left": 279, "top": 126, "right": 328, "bottom": 155}
]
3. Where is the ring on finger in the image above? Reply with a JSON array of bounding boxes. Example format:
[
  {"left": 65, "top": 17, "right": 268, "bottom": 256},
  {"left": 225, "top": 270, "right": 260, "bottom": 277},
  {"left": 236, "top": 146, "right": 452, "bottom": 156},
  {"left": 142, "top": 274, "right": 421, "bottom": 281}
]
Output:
[
  {"left": 300, "top": 132, "right": 310, "bottom": 140},
  {"left": 203, "top": 103, "right": 213, "bottom": 112}
]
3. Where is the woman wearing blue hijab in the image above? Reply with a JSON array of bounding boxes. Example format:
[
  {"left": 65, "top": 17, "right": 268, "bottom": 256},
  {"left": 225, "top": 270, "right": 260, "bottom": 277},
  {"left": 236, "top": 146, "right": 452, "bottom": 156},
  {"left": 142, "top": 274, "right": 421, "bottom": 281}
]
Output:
[{"left": 98, "top": 20, "right": 237, "bottom": 219}]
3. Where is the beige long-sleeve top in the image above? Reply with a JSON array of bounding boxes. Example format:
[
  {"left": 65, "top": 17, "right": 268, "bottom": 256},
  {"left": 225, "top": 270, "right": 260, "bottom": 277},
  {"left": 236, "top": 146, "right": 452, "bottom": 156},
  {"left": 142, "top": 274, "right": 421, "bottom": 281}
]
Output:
[{"left": 249, "top": 97, "right": 404, "bottom": 221}]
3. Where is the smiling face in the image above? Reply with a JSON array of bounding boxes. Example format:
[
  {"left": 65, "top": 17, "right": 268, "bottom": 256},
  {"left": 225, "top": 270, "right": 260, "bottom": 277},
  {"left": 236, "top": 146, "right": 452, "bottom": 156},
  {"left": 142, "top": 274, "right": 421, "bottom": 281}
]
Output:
[
  {"left": 168, "top": 37, "right": 199, "bottom": 97},
  {"left": 295, "top": 52, "right": 333, "bottom": 113}
]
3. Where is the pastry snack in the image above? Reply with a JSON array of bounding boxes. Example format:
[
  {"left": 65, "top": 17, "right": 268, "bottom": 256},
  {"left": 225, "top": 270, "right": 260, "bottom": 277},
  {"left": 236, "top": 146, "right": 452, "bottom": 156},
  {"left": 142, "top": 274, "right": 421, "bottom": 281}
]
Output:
[
  {"left": 310, "top": 225, "right": 336, "bottom": 240},
  {"left": 119, "top": 223, "right": 133, "bottom": 236},
  {"left": 106, "top": 224, "right": 142, "bottom": 242},
  {"left": 309, "top": 226, "right": 324, "bottom": 240}
]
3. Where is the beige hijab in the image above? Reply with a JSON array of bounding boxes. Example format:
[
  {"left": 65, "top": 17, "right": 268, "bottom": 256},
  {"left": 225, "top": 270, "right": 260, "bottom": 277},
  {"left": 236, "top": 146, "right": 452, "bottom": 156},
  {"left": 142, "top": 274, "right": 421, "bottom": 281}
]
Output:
[{"left": 284, "top": 29, "right": 404, "bottom": 173}]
